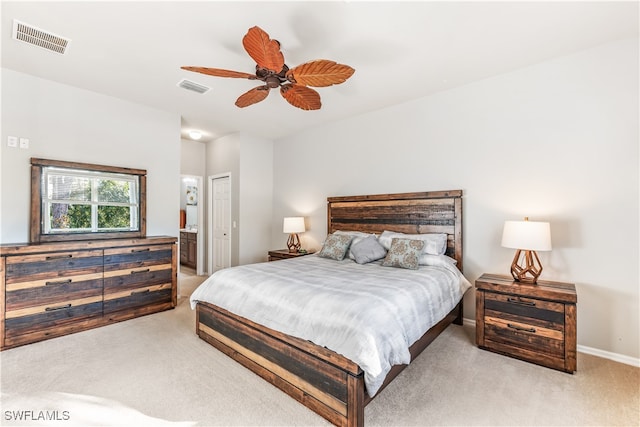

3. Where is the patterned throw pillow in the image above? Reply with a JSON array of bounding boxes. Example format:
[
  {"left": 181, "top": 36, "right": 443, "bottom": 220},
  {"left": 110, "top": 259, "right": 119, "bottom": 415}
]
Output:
[
  {"left": 318, "top": 233, "right": 355, "bottom": 261},
  {"left": 381, "top": 238, "right": 425, "bottom": 269}
]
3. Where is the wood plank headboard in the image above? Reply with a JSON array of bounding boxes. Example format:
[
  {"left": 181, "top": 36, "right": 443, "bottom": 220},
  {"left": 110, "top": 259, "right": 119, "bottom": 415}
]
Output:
[{"left": 327, "top": 190, "right": 463, "bottom": 271}]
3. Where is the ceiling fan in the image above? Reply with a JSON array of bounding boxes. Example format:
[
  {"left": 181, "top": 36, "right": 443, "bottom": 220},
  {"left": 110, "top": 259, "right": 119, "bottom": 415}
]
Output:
[{"left": 181, "top": 26, "right": 355, "bottom": 111}]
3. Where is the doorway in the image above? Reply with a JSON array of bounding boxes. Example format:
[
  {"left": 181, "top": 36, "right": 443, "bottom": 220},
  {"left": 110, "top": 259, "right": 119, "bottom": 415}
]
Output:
[
  {"left": 208, "top": 173, "right": 231, "bottom": 273},
  {"left": 180, "top": 175, "right": 205, "bottom": 276}
]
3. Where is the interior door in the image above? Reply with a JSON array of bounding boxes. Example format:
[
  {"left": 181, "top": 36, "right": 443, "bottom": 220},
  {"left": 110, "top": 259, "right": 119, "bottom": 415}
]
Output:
[{"left": 211, "top": 175, "right": 231, "bottom": 272}]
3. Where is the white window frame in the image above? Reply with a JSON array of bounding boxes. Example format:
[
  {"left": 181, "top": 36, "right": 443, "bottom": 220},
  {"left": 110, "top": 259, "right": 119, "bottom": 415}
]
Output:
[{"left": 42, "top": 167, "right": 140, "bottom": 234}]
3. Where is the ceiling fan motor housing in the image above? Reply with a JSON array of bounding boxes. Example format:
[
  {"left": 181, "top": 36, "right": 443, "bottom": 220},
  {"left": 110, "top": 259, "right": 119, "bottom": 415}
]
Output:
[{"left": 256, "top": 64, "right": 290, "bottom": 88}]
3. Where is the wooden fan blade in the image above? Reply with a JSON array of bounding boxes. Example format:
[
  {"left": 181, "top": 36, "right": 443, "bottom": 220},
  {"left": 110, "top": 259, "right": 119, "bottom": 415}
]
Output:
[
  {"left": 242, "top": 26, "right": 285, "bottom": 73},
  {"left": 286, "top": 60, "right": 355, "bottom": 87},
  {"left": 235, "top": 85, "right": 270, "bottom": 108},
  {"left": 280, "top": 84, "right": 321, "bottom": 111},
  {"left": 181, "top": 66, "right": 256, "bottom": 79}
]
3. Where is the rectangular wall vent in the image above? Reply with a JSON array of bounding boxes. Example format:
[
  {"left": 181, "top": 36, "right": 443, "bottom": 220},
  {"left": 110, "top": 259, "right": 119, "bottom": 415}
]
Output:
[
  {"left": 177, "top": 79, "right": 210, "bottom": 94},
  {"left": 12, "top": 19, "right": 71, "bottom": 55}
]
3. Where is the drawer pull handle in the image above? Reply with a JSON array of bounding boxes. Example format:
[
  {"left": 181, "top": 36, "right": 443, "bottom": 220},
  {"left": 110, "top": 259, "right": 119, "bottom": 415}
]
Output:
[
  {"left": 131, "top": 289, "right": 150, "bottom": 296},
  {"left": 45, "top": 279, "right": 72, "bottom": 286},
  {"left": 131, "top": 268, "right": 150, "bottom": 275},
  {"left": 46, "top": 254, "right": 73, "bottom": 260},
  {"left": 507, "top": 297, "right": 536, "bottom": 307},
  {"left": 507, "top": 323, "right": 536, "bottom": 333},
  {"left": 45, "top": 304, "right": 72, "bottom": 312},
  {"left": 131, "top": 248, "right": 150, "bottom": 253}
]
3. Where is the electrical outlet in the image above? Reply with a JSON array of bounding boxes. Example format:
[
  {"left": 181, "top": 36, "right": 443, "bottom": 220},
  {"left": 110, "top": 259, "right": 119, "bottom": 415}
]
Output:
[
  {"left": 7, "top": 136, "right": 18, "bottom": 147},
  {"left": 19, "top": 138, "right": 29, "bottom": 149}
]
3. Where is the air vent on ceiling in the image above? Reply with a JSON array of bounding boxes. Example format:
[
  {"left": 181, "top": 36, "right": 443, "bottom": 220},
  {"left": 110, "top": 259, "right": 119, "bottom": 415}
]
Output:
[
  {"left": 12, "top": 19, "right": 71, "bottom": 55},
  {"left": 177, "top": 79, "right": 210, "bottom": 94}
]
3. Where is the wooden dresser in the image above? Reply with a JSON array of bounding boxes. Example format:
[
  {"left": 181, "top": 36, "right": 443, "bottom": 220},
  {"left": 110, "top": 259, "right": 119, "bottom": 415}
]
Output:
[
  {"left": 0, "top": 236, "right": 177, "bottom": 350},
  {"left": 475, "top": 273, "right": 577, "bottom": 373}
]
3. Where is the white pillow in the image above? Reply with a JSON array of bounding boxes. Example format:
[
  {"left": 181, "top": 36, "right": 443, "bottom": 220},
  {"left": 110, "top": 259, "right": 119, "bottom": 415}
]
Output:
[
  {"left": 378, "top": 230, "right": 448, "bottom": 255},
  {"left": 419, "top": 254, "right": 458, "bottom": 267}
]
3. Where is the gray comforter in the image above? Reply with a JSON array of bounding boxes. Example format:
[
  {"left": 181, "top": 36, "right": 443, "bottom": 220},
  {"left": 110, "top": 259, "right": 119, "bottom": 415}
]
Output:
[{"left": 190, "top": 254, "right": 471, "bottom": 396}]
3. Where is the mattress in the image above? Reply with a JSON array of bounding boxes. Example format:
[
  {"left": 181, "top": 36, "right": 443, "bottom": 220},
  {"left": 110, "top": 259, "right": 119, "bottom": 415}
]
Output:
[{"left": 190, "top": 254, "right": 471, "bottom": 396}]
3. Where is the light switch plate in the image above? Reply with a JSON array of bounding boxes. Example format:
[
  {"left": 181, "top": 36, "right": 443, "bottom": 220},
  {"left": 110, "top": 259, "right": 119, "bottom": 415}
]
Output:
[
  {"left": 7, "top": 136, "right": 18, "bottom": 147},
  {"left": 19, "top": 138, "right": 29, "bottom": 149}
]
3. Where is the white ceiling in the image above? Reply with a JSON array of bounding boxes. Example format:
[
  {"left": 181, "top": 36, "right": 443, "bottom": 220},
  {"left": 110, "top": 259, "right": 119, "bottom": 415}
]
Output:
[{"left": 2, "top": 1, "right": 638, "bottom": 142}]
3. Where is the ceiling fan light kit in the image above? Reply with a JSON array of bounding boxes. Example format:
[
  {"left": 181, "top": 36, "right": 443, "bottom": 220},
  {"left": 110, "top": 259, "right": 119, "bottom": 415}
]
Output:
[{"left": 181, "top": 26, "right": 354, "bottom": 110}]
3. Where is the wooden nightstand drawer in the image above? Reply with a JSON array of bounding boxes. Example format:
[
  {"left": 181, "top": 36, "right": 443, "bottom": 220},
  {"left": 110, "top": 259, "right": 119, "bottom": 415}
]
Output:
[
  {"left": 484, "top": 292, "right": 565, "bottom": 321},
  {"left": 476, "top": 273, "right": 577, "bottom": 373},
  {"left": 484, "top": 312, "right": 564, "bottom": 358},
  {"left": 483, "top": 292, "right": 565, "bottom": 356}
]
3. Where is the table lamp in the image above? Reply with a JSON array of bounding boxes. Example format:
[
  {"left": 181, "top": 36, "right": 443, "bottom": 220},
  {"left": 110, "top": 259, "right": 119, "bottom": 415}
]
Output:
[
  {"left": 501, "top": 217, "right": 552, "bottom": 283},
  {"left": 283, "top": 217, "right": 305, "bottom": 253}
]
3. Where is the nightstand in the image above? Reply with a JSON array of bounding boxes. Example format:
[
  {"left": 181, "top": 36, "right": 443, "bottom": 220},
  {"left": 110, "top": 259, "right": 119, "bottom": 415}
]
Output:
[
  {"left": 475, "top": 273, "right": 577, "bottom": 373},
  {"left": 268, "top": 249, "right": 314, "bottom": 261}
]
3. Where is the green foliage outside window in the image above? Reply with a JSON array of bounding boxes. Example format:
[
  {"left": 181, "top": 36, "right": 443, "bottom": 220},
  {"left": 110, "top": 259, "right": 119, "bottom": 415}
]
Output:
[
  {"left": 98, "top": 206, "right": 131, "bottom": 228},
  {"left": 46, "top": 170, "right": 138, "bottom": 232}
]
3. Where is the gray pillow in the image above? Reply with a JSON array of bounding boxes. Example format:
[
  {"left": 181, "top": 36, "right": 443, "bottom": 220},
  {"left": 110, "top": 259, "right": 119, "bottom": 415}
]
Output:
[
  {"left": 350, "top": 235, "right": 387, "bottom": 264},
  {"left": 381, "top": 238, "right": 425, "bottom": 270},
  {"left": 318, "top": 233, "right": 354, "bottom": 261}
]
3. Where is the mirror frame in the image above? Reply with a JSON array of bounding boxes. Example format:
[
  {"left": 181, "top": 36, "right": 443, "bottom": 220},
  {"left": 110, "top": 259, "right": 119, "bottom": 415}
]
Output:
[{"left": 30, "top": 157, "right": 147, "bottom": 243}]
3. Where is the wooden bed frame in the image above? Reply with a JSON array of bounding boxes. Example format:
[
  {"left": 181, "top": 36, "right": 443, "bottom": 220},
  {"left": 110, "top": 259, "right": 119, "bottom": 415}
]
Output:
[{"left": 195, "top": 190, "right": 464, "bottom": 426}]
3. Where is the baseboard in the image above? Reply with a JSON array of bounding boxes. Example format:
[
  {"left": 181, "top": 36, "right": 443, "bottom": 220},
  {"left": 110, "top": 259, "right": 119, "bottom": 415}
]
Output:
[
  {"left": 460, "top": 317, "right": 640, "bottom": 368},
  {"left": 577, "top": 345, "right": 640, "bottom": 367}
]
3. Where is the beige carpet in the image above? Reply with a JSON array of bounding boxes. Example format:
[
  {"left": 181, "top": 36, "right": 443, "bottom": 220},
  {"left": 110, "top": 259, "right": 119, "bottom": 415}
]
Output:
[{"left": 1, "top": 272, "right": 638, "bottom": 426}]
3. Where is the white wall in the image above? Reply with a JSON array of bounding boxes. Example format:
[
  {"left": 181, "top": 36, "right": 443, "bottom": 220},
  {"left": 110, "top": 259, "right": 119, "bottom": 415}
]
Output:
[
  {"left": 181, "top": 139, "right": 206, "bottom": 177},
  {"left": 272, "top": 38, "right": 639, "bottom": 361},
  {"left": 0, "top": 69, "right": 181, "bottom": 243},
  {"left": 239, "top": 134, "right": 273, "bottom": 264},
  {"left": 205, "top": 133, "right": 273, "bottom": 266}
]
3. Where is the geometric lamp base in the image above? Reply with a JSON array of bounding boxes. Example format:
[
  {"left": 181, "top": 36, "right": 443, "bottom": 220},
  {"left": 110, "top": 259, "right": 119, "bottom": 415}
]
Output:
[
  {"left": 287, "top": 233, "right": 301, "bottom": 253},
  {"left": 510, "top": 249, "right": 543, "bottom": 284}
]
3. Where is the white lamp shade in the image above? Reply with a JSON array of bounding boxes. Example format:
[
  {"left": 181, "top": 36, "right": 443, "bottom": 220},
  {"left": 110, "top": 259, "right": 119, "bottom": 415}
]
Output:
[
  {"left": 501, "top": 220, "right": 552, "bottom": 251},
  {"left": 283, "top": 217, "right": 305, "bottom": 234}
]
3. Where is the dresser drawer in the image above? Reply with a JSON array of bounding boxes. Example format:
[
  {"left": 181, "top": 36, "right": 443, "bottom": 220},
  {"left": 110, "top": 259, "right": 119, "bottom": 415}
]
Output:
[
  {"left": 104, "top": 244, "right": 173, "bottom": 270},
  {"left": 4, "top": 296, "right": 103, "bottom": 339},
  {"left": 103, "top": 244, "right": 173, "bottom": 314},
  {"left": 6, "top": 274, "right": 103, "bottom": 311},
  {"left": 103, "top": 283, "right": 172, "bottom": 314},
  {"left": 4, "top": 250, "right": 105, "bottom": 338},
  {"left": 5, "top": 250, "right": 104, "bottom": 283},
  {"left": 103, "top": 265, "right": 172, "bottom": 313}
]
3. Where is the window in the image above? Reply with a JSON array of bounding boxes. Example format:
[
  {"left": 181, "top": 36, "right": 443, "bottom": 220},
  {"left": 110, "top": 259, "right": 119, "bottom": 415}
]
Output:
[{"left": 31, "top": 158, "right": 146, "bottom": 242}]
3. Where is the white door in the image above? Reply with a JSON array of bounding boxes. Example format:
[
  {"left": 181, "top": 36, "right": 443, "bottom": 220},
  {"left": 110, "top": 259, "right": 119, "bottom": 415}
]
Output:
[{"left": 210, "top": 175, "right": 231, "bottom": 272}]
